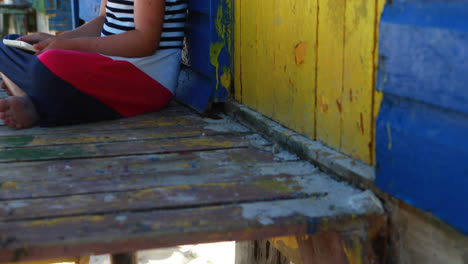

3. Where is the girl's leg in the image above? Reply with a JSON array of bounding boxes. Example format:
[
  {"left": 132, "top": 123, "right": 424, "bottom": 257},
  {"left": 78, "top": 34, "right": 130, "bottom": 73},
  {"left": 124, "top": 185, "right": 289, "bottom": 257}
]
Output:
[
  {"left": 0, "top": 72, "right": 27, "bottom": 96},
  {"left": 0, "top": 38, "right": 40, "bottom": 128},
  {"left": 1, "top": 35, "right": 173, "bottom": 127}
]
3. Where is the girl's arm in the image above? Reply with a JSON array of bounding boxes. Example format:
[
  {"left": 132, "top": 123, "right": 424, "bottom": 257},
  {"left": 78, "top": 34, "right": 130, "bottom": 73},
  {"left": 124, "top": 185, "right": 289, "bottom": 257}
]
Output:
[
  {"left": 35, "top": 0, "right": 165, "bottom": 58},
  {"left": 19, "top": 1, "right": 108, "bottom": 44}
]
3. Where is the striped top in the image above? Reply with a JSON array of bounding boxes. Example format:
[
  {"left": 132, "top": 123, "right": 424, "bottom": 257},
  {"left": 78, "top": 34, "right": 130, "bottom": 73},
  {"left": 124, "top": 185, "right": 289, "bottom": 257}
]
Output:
[{"left": 101, "top": 0, "right": 187, "bottom": 50}]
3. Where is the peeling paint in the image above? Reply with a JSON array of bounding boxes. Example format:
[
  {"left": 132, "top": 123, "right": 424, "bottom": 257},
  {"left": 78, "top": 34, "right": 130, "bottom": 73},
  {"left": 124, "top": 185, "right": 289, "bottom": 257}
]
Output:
[
  {"left": 386, "top": 122, "right": 392, "bottom": 150},
  {"left": 343, "top": 235, "right": 363, "bottom": 264},
  {"left": 318, "top": 96, "right": 329, "bottom": 112},
  {"left": 203, "top": 114, "right": 250, "bottom": 133},
  {"left": 115, "top": 215, "right": 128, "bottom": 222},
  {"left": 295, "top": 42, "right": 309, "bottom": 65},
  {"left": 104, "top": 194, "right": 116, "bottom": 202},
  {"left": 30, "top": 215, "right": 105, "bottom": 227},
  {"left": 337, "top": 98, "right": 343, "bottom": 112},
  {"left": 241, "top": 178, "right": 383, "bottom": 225},
  {"left": 221, "top": 67, "right": 232, "bottom": 89},
  {"left": 210, "top": 42, "right": 225, "bottom": 91},
  {"left": 1, "top": 200, "right": 27, "bottom": 211},
  {"left": 1, "top": 181, "right": 19, "bottom": 189},
  {"left": 211, "top": 0, "right": 233, "bottom": 92}
]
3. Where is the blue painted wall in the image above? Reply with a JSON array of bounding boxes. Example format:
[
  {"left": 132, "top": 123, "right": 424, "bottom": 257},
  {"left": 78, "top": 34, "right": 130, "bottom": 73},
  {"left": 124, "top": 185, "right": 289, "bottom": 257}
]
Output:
[
  {"left": 32, "top": 0, "right": 79, "bottom": 31},
  {"left": 79, "top": 0, "right": 101, "bottom": 22},
  {"left": 376, "top": 0, "right": 468, "bottom": 234}
]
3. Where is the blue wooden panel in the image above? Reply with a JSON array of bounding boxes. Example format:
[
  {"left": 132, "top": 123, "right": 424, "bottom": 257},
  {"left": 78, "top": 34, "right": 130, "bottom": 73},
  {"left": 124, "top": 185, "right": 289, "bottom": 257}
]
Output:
[
  {"left": 376, "top": 95, "right": 468, "bottom": 234},
  {"left": 377, "top": 0, "right": 468, "bottom": 114},
  {"left": 376, "top": 0, "right": 468, "bottom": 235},
  {"left": 79, "top": 0, "right": 101, "bottom": 21},
  {"left": 183, "top": 11, "right": 213, "bottom": 78},
  {"left": 177, "top": 0, "right": 232, "bottom": 112},
  {"left": 32, "top": 0, "right": 77, "bottom": 31},
  {"left": 71, "top": 0, "right": 79, "bottom": 28},
  {"left": 209, "top": 0, "right": 231, "bottom": 102},
  {"left": 43, "top": 0, "right": 57, "bottom": 9},
  {"left": 176, "top": 66, "right": 213, "bottom": 112},
  {"left": 188, "top": 0, "right": 209, "bottom": 14}
]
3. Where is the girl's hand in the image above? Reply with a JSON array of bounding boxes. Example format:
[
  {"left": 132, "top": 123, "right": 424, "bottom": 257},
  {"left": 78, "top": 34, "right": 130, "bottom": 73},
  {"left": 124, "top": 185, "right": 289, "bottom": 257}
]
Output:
[
  {"left": 34, "top": 38, "right": 74, "bottom": 55},
  {"left": 17, "top": 33, "right": 55, "bottom": 44}
]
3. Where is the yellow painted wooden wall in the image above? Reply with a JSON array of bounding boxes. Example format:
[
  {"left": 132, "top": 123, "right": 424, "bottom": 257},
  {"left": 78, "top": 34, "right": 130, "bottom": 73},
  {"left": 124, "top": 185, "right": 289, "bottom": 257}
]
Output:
[{"left": 234, "top": 0, "right": 385, "bottom": 165}]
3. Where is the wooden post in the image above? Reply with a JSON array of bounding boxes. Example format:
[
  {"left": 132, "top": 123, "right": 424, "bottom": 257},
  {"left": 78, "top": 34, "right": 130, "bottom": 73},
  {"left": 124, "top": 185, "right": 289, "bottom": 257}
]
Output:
[{"left": 297, "top": 232, "right": 348, "bottom": 264}]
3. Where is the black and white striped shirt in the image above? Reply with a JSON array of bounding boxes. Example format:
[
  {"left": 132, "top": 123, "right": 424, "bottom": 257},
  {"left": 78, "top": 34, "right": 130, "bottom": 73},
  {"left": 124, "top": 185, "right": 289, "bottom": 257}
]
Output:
[{"left": 101, "top": 0, "right": 187, "bottom": 50}]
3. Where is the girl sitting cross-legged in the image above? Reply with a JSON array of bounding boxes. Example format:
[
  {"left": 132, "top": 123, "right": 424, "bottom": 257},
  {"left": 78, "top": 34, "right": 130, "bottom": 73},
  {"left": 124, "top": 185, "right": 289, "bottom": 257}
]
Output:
[{"left": 0, "top": 0, "right": 187, "bottom": 129}]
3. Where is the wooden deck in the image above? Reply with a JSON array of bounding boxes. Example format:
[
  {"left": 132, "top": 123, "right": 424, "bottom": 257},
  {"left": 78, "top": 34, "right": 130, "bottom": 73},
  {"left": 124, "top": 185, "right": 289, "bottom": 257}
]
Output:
[{"left": 0, "top": 94, "right": 385, "bottom": 262}]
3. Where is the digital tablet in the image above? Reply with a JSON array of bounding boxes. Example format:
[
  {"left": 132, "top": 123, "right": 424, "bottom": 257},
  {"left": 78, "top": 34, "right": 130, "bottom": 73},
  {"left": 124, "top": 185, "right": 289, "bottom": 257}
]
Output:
[{"left": 3, "top": 39, "right": 37, "bottom": 53}]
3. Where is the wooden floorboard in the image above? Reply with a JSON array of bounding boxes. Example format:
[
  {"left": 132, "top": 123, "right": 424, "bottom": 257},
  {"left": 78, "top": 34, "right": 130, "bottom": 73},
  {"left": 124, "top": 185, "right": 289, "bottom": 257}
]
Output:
[
  {"left": 0, "top": 159, "right": 313, "bottom": 200},
  {"left": 0, "top": 103, "right": 384, "bottom": 262},
  {"left": 0, "top": 148, "right": 296, "bottom": 183},
  {"left": 0, "top": 134, "right": 269, "bottom": 163},
  {"left": 0, "top": 125, "right": 250, "bottom": 148},
  {"left": 0, "top": 200, "right": 384, "bottom": 262},
  {"left": 0, "top": 162, "right": 324, "bottom": 221}
]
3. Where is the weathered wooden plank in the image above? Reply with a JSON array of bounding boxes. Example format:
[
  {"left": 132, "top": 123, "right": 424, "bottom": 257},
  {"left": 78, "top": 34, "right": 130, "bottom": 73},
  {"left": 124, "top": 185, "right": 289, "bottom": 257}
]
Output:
[
  {"left": 0, "top": 134, "right": 266, "bottom": 162},
  {"left": 0, "top": 123, "right": 250, "bottom": 148},
  {"left": 0, "top": 166, "right": 326, "bottom": 221},
  {"left": 316, "top": 0, "right": 345, "bottom": 150},
  {"left": 0, "top": 197, "right": 384, "bottom": 262},
  {"left": 341, "top": 0, "right": 377, "bottom": 163},
  {"left": 0, "top": 112, "right": 238, "bottom": 137},
  {"left": 0, "top": 159, "right": 316, "bottom": 200},
  {"left": 0, "top": 148, "right": 292, "bottom": 183}
]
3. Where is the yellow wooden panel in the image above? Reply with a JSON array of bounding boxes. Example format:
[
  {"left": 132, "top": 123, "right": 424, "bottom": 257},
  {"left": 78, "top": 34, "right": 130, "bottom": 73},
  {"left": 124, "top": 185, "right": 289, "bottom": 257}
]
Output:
[
  {"left": 316, "top": 0, "right": 346, "bottom": 149},
  {"left": 284, "top": 0, "right": 317, "bottom": 137},
  {"left": 239, "top": 0, "right": 258, "bottom": 109},
  {"left": 254, "top": 0, "right": 275, "bottom": 118},
  {"left": 341, "top": 0, "right": 377, "bottom": 163},
  {"left": 234, "top": 0, "right": 242, "bottom": 102},
  {"left": 236, "top": 0, "right": 317, "bottom": 138},
  {"left": 236, "top": 0, "right": 384, "bottom": 162}
]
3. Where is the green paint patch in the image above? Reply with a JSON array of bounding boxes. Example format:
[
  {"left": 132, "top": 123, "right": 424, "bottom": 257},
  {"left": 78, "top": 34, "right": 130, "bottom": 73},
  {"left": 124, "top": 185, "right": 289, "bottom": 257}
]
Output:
[
  {"left": 210, "top": 42, "right": 225, "bottom": 91},
  {"left": 0, "top": 146, "right": 91, "bottom": 161},
  {"left": 251, "top": 179, "right": 296, "bottom": 194},
  {"left": 0, "top": 136, "right": 35, "bottom": 147}
]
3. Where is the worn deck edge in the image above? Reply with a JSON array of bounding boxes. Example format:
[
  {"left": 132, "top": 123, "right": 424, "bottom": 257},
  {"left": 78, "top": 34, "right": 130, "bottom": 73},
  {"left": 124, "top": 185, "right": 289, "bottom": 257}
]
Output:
[
  {"left": 0, "top": 212, "right": 387, "bottom": 263},
  {"left": 226, "top": 101, "right": 375, "bottom": 188}
]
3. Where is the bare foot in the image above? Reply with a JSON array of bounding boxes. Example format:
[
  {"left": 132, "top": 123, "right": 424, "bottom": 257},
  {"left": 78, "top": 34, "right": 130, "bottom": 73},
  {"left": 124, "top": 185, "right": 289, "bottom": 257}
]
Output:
[{"left": 0, "top": 96, "right": 40, "bottom": 129}]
